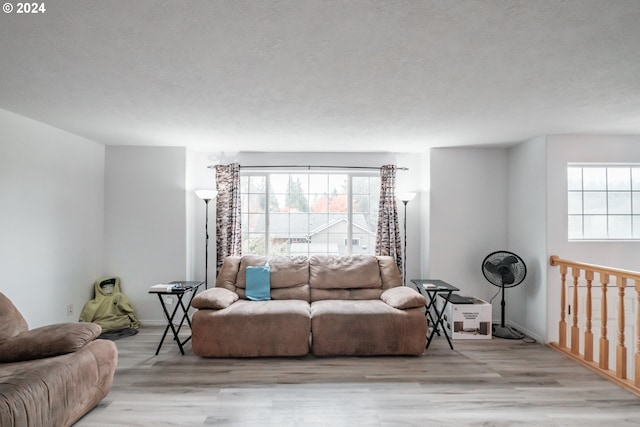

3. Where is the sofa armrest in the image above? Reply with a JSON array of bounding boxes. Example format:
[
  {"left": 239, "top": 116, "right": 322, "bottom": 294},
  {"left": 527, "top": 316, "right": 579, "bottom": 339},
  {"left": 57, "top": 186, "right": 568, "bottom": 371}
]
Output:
[
  {"left": 380, "top": 287, "right": 426, "bottom": 309},
  {"left": 0, "top": 322, "right": 102, "bottom": 363},
  {"left": 191, "top": 287, "right": 239, "bottom": 310}
]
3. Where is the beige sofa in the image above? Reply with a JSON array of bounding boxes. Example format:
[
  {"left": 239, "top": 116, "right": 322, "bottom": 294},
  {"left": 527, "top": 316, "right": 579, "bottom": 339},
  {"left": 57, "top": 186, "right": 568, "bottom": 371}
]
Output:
[
  {"left": 191, "top": 255, "right": 427, "bottom": 357},
  {"left": 0, "top": 293, "right": 117, "bottom": 427}
]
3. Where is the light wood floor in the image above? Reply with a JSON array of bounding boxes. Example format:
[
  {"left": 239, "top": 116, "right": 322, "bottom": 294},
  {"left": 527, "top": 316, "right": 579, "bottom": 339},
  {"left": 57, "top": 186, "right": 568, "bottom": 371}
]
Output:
[{"left": 76, "top": 327, "right": 640, "bottom": 426}]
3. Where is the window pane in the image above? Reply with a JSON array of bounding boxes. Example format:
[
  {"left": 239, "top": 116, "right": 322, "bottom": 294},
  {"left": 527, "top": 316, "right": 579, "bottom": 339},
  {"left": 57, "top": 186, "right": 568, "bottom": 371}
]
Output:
[
  {"left": 271, "top": 174, "right": 289, "bottom": 193},
  {"left": 309, "top": 174, "right": 328, "bottom": 193},
  {"left": 353, "top": 194, "right": 370, "bottom": 213},
  {"left": 583, "top": 192, "right": 607, "bottom": 214},
  {"left": 328, "top": 194, "right": 348, "bottom": 212},
  {"left": 633, "top": 168, "right": 640, "bottom": 190},
  {"left": 310, "top": 194, "right": 329, "bottom": 213},
  {"left": 633, "top": 192, "right": 640, "bottom": 214},
  {"left": 329, "top": 175, "right": 348, "bottom": 194},
  {"left": 290, "top": 174, "right": 309, "bottom": 192},
  {"left": 567, "top": 191, "right": 582, "bottom": 215},
  {"left": 268, "top": 235, "right": 289, "bottom": 256},
  {"left": 286, "top": 179, "right": 310, "bottom": 212},
  {"left": 567, "top": 167, "right": 582, "bottom": 191},
  {"left": 583, "top": 168, "right": 606, "bottom": 190},
  {"left": 269, "top": 194, "right": 286, "bottom": 212},
  {"left": 247, "top": 194, "right": 265, "bottom": 213},
  {"left": 249, "top": 176, "right": 265, "bottom": 193},
  {"left": 241, "top": 176, "right": 249, "bottom": 193},
  {"left": 609, "top": 215, "right": 631, "bottom": 238},
  {"left": 309, "top": 213, "right": 328, "bottom": 231},
  {"left": 607, "top": 167, "right": 631, "bottom": 190},
  {"left": 352, "top": 177, "right": 369, "bottom": 194},
  {"left": 583, "top": 215, "right": 607, "bottom": 239},
  {"left": 568, "top": 215, "right": 583, "bottom": 239},
  {"left": 634, "top": 216, "right": 640, "bottom": 238},
  {"left": 246, "top": 234, "right": 266, "bottom": 255},
  {"left": 248, "top": 214, "right": 265, "bottom": 232},
  {"left": 608, "top": 192, "right": 631, "bottom": 214},
  {"left": 269, "top": 213, "right": 289, "bottom": 233},
  {"left": 288, "top": 213, "right": 309, "bottom": 238}
]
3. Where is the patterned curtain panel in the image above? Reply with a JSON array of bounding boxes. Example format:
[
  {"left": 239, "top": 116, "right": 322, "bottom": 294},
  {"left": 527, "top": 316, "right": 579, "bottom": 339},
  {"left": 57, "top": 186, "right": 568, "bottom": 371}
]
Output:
[
  {"left": 215, "top": 163, "right": 242, "bottom": 272},
  {"left": 375, "top": 164, "right": 403, "bottom": 274}
]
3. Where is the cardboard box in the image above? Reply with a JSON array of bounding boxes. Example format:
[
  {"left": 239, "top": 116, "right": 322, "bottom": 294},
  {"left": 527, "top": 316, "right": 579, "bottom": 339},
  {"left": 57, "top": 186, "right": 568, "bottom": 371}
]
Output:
[{"left": 436, "top": 295, "right": 492, "bottom": 339}]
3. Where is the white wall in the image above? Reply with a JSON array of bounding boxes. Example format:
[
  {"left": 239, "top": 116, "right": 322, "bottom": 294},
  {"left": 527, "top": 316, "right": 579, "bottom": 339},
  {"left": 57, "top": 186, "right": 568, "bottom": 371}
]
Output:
[
  {"left": 508, "top": 137, "right": 547, "bottom": 342},
  {"left": 546, "top": 134, "right": 640, "bottom": 342},
  {"left": 0, "top": 109, "right": 105, "bottom": 327},
  {"left": 429, "top": 147, "right": 509, "bottom": 320},
  {"left": 104, "top": 146, "right": 187, "bottom": 324}
]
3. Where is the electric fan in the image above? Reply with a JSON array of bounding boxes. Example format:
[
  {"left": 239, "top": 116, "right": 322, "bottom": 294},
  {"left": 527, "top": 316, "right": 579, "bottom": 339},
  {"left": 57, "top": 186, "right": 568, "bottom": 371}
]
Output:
[{"left": 481, "top": 250, "right": 527, "bottom": 339}]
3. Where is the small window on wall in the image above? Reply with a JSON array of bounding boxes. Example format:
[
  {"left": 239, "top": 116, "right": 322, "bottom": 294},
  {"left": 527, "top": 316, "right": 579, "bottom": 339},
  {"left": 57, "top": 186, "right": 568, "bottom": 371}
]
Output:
[{"left": 568, "top": 164, "right": 640, "bottom": 240}]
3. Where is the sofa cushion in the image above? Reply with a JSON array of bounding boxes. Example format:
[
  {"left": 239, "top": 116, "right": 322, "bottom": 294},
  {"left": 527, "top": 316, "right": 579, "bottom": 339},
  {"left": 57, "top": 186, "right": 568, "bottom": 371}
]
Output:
[
  {"left": 310, "top": 300, "right": 427, "bottom": 356},
  {"left": 0, "top": 322, "right": 102, "bottom": 363},
  {"left": 309, "top": 255, "right": 384, "bottom": 301},
  {"left": 0, "top": 293, "right": 28, "bottom": 341},
  {"left": 376, "top": 256, "right": 403, "bottom": 290},
  {"left": 310, "top": 255, "right": 382, "bottom": 290},
  {"left": 380, "top": 287, "right": 426, "bottom": 309},
  {"left": 192, "top": 287, "right": 239, "bottom": 310},
  {"left": 215, "top": 256, "right": 242, "bottom": 291},
  {"left": 235, "top": 255, "right": 310, "bottom": 301},
  {"left": 192, "top": 300, "right": 311, "bottom": 357}
]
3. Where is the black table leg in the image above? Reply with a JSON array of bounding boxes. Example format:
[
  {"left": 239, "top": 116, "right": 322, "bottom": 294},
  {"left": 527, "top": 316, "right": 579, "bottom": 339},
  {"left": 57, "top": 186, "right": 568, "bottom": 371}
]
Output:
[{"left": 155, "top": 293, "right": 187, "bottom": 355}]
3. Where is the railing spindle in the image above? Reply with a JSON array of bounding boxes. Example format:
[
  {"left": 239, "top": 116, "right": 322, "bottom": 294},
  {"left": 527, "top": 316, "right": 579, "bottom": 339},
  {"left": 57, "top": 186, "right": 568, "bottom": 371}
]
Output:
[
  {"left": 584, "top": 270, "right": 594, "bottom": 362},
  {"left": 571, "top": 267, "right": 580, "bottom": 355},
  {"left": 559, "top": 263, "right": 567, "bottom": 348},
  {"left": 617, "top": 277, "right": 627, "bottom": 379},
  {"left": 600, "top": 273, "right": 609, "bottom": 371}
]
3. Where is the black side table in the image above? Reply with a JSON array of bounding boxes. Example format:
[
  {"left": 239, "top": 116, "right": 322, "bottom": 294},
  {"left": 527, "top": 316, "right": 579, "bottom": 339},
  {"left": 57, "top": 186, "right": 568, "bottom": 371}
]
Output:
[
  {"left": 411, "top": 279, "right": 459, "bottom": 350},
  {"left": 149, "top": 281, "right": 204, "bottom": 355}
]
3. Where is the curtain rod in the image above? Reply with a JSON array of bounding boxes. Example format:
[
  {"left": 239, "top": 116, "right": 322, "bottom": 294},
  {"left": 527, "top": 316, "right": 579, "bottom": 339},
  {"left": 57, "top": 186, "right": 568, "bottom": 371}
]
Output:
[{"left": 207, "top": 165, "right": 409, "bottom": 171}]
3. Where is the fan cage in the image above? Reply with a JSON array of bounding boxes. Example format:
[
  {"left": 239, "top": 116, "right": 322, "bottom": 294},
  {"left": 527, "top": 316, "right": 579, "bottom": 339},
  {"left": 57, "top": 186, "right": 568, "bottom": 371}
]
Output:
[{"left": 482, "top": 250, "right": 527, "bottom": 288}]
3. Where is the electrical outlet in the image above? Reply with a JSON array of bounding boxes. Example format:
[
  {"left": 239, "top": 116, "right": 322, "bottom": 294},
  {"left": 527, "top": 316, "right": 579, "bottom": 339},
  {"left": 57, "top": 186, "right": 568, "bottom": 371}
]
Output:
[{"left": 66, "top": 304, "right": 73, "bottom": 316}]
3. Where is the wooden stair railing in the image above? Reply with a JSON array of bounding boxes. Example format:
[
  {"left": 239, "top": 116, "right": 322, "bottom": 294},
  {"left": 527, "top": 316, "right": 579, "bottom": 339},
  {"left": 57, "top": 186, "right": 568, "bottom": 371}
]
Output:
[{"left": 550, "top": 255, "right": 640, "bottom": 396}]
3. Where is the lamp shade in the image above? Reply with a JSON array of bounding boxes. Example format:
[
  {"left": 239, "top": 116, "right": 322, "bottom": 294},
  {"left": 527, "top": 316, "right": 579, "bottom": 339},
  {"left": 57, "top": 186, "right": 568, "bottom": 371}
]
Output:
[
  {"left": 396, "top": 192, "right": 417, "bottom": 202},
  {"left": 195, "top": 189, "right": 217, "bottom": 201}
]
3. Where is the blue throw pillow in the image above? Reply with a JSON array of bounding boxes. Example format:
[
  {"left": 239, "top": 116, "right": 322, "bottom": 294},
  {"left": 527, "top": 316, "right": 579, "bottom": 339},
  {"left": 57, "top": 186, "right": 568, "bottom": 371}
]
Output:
[{"left": 245, "top": 265, "right": 271, "bottom": 301}]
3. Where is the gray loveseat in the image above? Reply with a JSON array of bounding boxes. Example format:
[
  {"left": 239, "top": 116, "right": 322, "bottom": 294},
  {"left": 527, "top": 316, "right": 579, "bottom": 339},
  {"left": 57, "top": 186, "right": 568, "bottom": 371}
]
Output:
[
  {"left": 191, "top": 254, "right": 427, "bottom": 357},
  {"left": 0, "top": 293, "right": 117, "bottom": 427}
]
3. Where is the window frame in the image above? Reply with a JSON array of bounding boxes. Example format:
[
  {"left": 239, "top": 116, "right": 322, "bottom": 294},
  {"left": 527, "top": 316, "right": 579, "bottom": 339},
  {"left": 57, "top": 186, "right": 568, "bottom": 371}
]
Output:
[
  {"left": 568, "top": 163, "right": 640, "bottom": 241},
  {"left": 241, "top": 170, "right": 380, "bottom": 256}
]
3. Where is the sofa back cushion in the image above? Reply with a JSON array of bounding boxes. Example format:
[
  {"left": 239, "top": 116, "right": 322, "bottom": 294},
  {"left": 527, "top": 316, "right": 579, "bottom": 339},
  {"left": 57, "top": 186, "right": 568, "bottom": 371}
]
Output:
[
  {"left": 0, "top": 292, "right": 28, "bottom": 342},
  {"left": 217, "top": 255, "right": 310, "bottom": 301},
  {"left": 310, "top": 255, "right": 392, "bottom": 301}
]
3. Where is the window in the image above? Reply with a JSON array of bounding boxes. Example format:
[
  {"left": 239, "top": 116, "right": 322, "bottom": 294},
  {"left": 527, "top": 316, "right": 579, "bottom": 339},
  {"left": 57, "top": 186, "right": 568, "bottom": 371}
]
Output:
[
  {"left": 241, "top": 172, "right": 380, "bottom": 256},
  {"left": 568, "top": 164, "right": 640, "bottom": 240}
]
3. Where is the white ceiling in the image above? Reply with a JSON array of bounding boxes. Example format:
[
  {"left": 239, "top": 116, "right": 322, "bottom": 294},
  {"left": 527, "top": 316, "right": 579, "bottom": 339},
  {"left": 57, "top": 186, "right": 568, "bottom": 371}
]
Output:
[{"left": 1, "top": 0, "right": 639, "bottom": 153}]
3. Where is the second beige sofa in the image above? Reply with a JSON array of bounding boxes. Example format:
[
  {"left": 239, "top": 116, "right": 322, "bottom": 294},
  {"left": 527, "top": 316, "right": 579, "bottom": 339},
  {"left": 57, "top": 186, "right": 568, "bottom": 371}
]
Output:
[{"left": 191, "top": 254, "right": 427, "bottom": 357}]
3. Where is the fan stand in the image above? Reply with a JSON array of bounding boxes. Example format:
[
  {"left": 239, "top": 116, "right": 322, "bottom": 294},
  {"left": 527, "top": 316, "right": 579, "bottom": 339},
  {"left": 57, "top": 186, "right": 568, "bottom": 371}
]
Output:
[{"left": 493, "top": 283, "right": 525, "bottom": 340}]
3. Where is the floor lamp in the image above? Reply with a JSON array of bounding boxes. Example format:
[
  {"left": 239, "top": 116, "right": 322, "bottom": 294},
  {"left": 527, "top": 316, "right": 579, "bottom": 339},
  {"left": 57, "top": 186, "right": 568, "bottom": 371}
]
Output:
[
  {"left": 195, "top": 190, "right": 217, "bottom": 289},
  {"left": 396, "top": 192, "right": 416, "bottom": 286}
]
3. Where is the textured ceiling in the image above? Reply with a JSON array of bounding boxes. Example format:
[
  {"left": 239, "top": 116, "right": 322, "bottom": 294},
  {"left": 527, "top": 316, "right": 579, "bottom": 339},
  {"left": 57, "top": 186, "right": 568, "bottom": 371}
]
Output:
[{"left": 1, "top": 0, "right": 639, "bottom": 152}]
